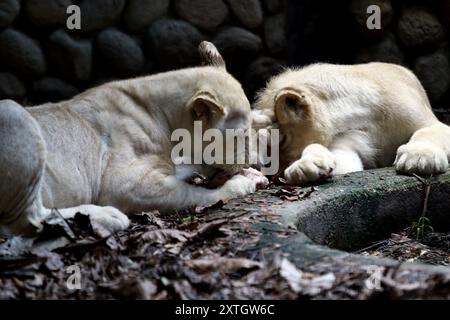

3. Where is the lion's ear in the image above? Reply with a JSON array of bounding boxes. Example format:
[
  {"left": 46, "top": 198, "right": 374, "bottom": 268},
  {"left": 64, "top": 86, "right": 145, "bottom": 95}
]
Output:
[
  {"left": 198, "top": 41, "right": 226, "bottom": 70},
  {"left": 191, "top": 93, "right": 225, "bottom": 120},
  {"left": 274, "top": 89, "right": 309, "bottom": 124}
]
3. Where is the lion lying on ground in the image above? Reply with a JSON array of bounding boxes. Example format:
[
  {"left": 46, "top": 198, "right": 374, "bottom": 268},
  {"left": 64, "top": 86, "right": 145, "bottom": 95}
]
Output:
[
  {"left": 252, "top": 62, "right": 450, "bottom": 185},
  {"left": 0, "top": 42, "right": 267, "bottom": 236}
]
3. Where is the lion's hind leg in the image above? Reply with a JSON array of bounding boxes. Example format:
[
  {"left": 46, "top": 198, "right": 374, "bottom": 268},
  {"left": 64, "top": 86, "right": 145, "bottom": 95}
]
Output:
[
  {"left": 56, "top": 205, "right": 130, "bottom": 232},
  {"left": 0, "top": 100, "right": 50, "bottom": 236}
]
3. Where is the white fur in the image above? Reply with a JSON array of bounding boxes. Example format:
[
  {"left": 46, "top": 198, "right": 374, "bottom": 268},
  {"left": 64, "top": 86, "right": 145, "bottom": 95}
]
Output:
[
  {"left": 284, "top": 144, "right": 335, "bottom": 184},
  {"left": 0, "top": 64, "right": 264, "bottom": 236},
  {"left": 254, "top": 62, "right": 450, "bottom": 185}
]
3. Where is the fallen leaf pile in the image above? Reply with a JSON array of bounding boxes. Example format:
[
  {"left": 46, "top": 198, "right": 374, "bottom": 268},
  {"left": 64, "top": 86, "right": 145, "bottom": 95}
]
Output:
[
  {"left": 1, "top": 190, "right": 449, "bottom": 299},
  {"left": 275, "top": 186, "right": 317, "bottom": 201}
]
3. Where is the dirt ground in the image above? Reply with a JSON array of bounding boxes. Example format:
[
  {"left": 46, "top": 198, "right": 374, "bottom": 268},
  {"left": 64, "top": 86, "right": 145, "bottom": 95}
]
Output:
[
  {"left": 1, "top": 186, "right": 450, "bottom": 300},
  {"left": 0, "top": 201, "right": 317, "bottom": 300}
]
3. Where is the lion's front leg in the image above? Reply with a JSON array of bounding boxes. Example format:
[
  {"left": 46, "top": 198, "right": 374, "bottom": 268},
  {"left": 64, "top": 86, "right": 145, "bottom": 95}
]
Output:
[
  {"left": 395, "top": 123, "right": 450, "bottom": 175},
  {"left": 284, "top": 144, "right": 337, "bottom": 185},
  {"left": 101, "top": 158, "right": 268, "bottom": 213},
  {"left": 284, "top": 139, "right": 367, "bottom": 185}
]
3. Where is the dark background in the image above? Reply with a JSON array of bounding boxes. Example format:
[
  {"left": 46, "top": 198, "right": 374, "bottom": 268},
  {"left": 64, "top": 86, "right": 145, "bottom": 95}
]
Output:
[{"left": 0, "top": 0, "right": 449, "bottom": 119}]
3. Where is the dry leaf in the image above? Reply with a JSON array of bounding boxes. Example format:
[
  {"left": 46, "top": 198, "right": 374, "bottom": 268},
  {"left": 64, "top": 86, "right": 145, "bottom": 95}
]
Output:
[
  {"left": 186, "top": 257, "right": 262, "bottom": 274},
  {"left": 112, "top": 278, "right": 158, "bottom": 300},
  {"left": 279, "top": 258, "right": 303, "bottom": 292},
  {"left": 304, "top": 273, "right": 335, "bottom": 295},
  {"left": 279, "top": 258, "right": 335, "bottom": 295},
  {"left": 139, "top": 229, "right": 190, "bottom": 244},
  {"left": 189, "top": 219, "right": 227, "bottom": 241}
]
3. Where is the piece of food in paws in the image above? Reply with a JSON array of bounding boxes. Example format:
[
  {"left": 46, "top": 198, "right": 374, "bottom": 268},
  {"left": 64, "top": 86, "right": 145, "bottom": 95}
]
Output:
[
  {"left": 240, "top": 167, "right": 270, "bottom": 189},
  {"left": 192, "top": 167, "right": 269, "bottom": 190}
]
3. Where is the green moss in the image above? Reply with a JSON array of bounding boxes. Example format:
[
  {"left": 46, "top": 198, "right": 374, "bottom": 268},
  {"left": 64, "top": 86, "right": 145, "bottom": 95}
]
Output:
[
  {"left": 253, "top": 221, "right": 346, "bottom": 266},
  {"left": 237, "top": 168, "right": 450, "bottom": 270}
]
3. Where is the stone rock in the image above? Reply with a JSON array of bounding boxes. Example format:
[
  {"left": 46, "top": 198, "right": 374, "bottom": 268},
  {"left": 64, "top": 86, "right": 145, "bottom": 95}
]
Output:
[
  {"left": 354, "top": 33, "right": 404, "bottom": 65},
  {"left": 31, "top": 77, "right": 79, "bottom": 103},
  {"left": 446, "top": 0, "right": 450, "bottom": 25},
  {"left": 47, "top": 30, "right": 92, "bottom": 83},
  {"left": 96, "top": 29, "right": 145, "bottom": 77},
  {"left": 0, "top": 72, "right": 26, "bottom": 100},
  {"left": 414, "top": 50, "right": 450, "bottom": 104},
  {"left": 175, "top": 0, "right": 228, "bottom": 30},
  {"left": 397, "top": 6, "right": 445, "bottom": 49},
  {"left": 0, "top": 29, "right": 46, "bottom": 77},
  {"left": 200, "top": 169, "right": 450, "bottom": 298},
  {"left": 24, "top": 0, "right": 72, "bottom": 27},
  {"left": 0, "top": 0, "right": 20, "bottom": 28},
  {"left": 262, "top": 0, "right": 282, "bottom": 14},
  {"left": 264, "top": 13, "right": 286, "bottom": 54},
  {"left": 273, "top": 168, "right": 450, "bottom": 250},
  {"left": 145, "top": 19, "right": 204, "bottom": 70},
  {"left": 123, "top": 0, "right": 170, "bottom": 32},
  {"left": 350, "top": 0, "right": 393, "bottom": 37},
  {"left": 215, "top": 167, "right": 450, "bottom": 289},
  {"left": 79, "top": 0, "right": 126, "bottom": 33},
  {"left": 244, "top": 57, "right": 282, "bottom": 101},
  {"left": 213, "top": 27, "right": 262, "bottom": 63},
  {"left": 227, "top": 0, "right": 264, "bottom": 29}
]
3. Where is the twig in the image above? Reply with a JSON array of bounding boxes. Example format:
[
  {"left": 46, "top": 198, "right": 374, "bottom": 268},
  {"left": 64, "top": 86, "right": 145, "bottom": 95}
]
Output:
[
  {"left": 412, "top": 174, "right": 432, "bottom": 217},
  {"left": 412, "top": 173, "right": 425, "bottom": 185},
  {"left": 411, "top": 174, "right": 434, "bottom": 239},
  {"left": 353, "top": 239, "right": 388, "bottom": 254}
]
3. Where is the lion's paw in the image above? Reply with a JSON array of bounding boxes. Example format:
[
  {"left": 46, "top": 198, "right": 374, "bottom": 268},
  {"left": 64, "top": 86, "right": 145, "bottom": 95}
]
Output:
[
  {"left": 284, "top": 145, "right": 336, "bottom": 185},
  {"left": 394, "top": 142, "right": 448, "bottom": 175}
]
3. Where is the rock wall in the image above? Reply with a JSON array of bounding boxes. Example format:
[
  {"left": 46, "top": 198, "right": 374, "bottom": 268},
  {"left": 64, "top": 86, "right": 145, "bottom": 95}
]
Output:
[
  {"left": 287, "top": 0, "right": 450, "bottom": 112},
  {"left": 353, "top": 0, "right": 450, "bottom": 109},
  {"left": 0, "top": 0, "right": 287, "bottom": 105},
  {"left": 0, "top": 0, "right": 450, "bottom": 112}
]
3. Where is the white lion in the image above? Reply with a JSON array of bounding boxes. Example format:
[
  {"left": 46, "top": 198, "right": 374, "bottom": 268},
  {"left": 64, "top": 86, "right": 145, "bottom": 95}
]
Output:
[
  {"left": 253, "top": 62, "right": 450, "bottom": 185},
  {"left": 0, "top": 42, "right": 267, "bottom": 236}
]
